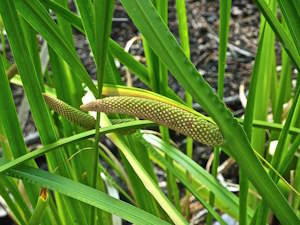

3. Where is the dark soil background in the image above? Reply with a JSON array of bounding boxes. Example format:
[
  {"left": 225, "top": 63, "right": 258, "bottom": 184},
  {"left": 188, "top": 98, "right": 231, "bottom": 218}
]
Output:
[{"left": 1, "top": 0, "right": 264, "bottom": 224}]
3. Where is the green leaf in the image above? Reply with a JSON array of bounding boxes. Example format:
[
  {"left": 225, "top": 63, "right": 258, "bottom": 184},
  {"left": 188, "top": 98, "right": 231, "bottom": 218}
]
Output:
[
  {"left": 74, "top": 0, "right": 95, "bottom": 52},
  {"left": 0, "top": 120, "right": 155, "bottom": 174},
  {"left": 277, "top": 0, "right": 300, "bottom": 55},
  {"left": 0, "top": 54, "right": 30, "bottom": 159},
  {"left": 0, "top": 160, "right": 170, "bottom": 225}
]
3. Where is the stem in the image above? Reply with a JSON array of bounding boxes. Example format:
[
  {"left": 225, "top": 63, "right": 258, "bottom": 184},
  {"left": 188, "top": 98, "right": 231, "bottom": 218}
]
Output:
[
  {"left": 90, "top": 1, "right": 115, "bottom": 224},
  {"left": 207, "top": 1, "right": 231, "bottom": 224},
  {"left": 206, "top": 147, "right": 220, "bottom": 225},
  {"left": 175, "top": 0, "right": 192, "bottom": 217}
]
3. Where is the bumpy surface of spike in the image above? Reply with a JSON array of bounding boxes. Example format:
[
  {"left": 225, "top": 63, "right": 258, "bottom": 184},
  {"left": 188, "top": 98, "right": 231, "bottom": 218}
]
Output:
[
  {"left": 81, "top": 96, "right": 223, "bottom": 146},
  {"left": 43, "top": 94, "right": 96, "bottom": 129}
]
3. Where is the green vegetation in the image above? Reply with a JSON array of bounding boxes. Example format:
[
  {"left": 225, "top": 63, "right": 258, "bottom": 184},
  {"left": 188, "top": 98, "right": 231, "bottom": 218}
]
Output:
[{"left": 0, "top": 0, "right": 299, "bottom": 224}]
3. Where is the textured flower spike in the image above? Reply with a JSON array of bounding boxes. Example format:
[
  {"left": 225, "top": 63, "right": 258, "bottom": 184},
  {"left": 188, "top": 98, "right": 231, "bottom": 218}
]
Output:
[
  {"left": 81, "top": 96, "right": 224, "bottom": 146},
  {"left": 43, "top": 93, "right": 96, "bottom": 129}
]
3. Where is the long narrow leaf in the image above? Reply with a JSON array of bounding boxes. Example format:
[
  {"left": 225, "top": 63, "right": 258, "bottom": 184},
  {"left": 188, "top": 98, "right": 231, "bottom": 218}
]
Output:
[
  {"left": 0, "top": 120, "right": 155, "bottom": 174},
  {"left": 255, "top": 0, "right": 300, "bottom": 70},
  {"left": 0, "top": 161, "right": 170, "bottom": 225}
]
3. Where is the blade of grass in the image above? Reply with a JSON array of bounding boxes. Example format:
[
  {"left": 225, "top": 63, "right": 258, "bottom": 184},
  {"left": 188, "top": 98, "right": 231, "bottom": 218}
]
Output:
[
  {"left": 242, "top": 21, "right": 267, "bottom": 225},
  {"left": 0, "top": 120, "right": 155, "bottom": 174},
  {"left": 276, "top": 0, "right": 300, "bottom": 55},
  {"left": 20, "top": 18, "right": 44, "bottom": 89},
  {"left": 74, "top": 0, "right": 95, "bottom": 53},
  {"left": 273, "top": 46, "right": 292, "bottom": 126},
  {"left": 251, "top": 0, "right": 276, "bottom": 157},
  {"left": 0, "top": 160, "right": 171, "bottom": 225},
  {"left": 0, "top": 51, "right": 40, "bottom": 205},
  {"left": 55, "top": 0, "right": 96, "bottom": 194},
  {"left": 0, "top": 59, "right": 32, "bottom": 159},
  {"left": 255, "top": 0, "right": 300, "bottom": 71},
  {"left": 244, "top": 23, "right": 266, "bottom": 225},
  {"left": 142, "top": 0, "right": 160, "bottom": 94},
  {"left": 142, "top": 38, "right": 160, "bottom": 92}
]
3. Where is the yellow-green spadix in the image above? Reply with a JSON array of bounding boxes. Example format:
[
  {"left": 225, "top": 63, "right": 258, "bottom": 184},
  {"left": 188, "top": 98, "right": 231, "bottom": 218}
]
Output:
[{"left": 81, "top": 96, "right": 223, "bottom": 146}]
